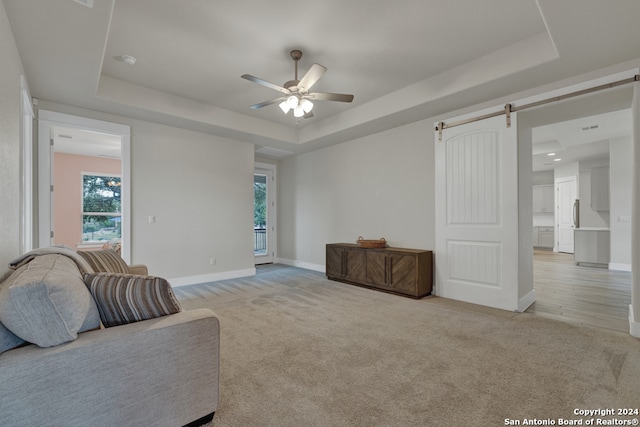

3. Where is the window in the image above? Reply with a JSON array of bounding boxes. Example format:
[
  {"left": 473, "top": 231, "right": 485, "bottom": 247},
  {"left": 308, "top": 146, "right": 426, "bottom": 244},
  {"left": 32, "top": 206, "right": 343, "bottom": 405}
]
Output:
[{"left": 82, "top": 173, "right": 121, "bottom": 242}]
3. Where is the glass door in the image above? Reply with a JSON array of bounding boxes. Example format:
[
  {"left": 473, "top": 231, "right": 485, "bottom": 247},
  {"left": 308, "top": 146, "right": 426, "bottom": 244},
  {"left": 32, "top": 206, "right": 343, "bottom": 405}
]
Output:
[{"left": 254, "top": 164, "right": 275, "bottom": 264}]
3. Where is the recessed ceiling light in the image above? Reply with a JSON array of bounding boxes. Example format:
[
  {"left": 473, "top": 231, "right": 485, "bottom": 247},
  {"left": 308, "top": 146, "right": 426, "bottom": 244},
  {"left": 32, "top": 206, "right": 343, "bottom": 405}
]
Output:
[
  {"left": 554, "top": 158, "right": 562, "bottom": 162},
  {"left": 121, "top": 55, "right": 137, "bottom": 65},
  {"left": 547, "top": 152, "right": 556, "bottom": 156}
]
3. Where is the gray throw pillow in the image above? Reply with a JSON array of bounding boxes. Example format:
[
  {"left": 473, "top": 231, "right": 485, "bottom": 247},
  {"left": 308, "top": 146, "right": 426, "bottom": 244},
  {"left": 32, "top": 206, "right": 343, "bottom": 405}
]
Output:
[{"left": 0, "top": 254, "right": 101, "bottom": 347}]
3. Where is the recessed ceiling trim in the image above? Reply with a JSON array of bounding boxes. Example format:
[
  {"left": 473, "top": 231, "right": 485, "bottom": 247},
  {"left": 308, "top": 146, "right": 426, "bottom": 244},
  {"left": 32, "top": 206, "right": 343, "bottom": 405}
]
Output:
[
  {"left": 71, "top": 0, "right": 93, "bottom": 8},
  {"left": 256, "top": 146, "right": 294, "bottom": 158}
]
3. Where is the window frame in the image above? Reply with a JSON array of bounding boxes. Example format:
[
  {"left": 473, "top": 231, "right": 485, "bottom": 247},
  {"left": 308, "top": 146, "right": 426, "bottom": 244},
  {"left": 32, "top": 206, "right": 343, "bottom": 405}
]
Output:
[{"left": 81, "top": 172, "right": 122, "bottom": 243}]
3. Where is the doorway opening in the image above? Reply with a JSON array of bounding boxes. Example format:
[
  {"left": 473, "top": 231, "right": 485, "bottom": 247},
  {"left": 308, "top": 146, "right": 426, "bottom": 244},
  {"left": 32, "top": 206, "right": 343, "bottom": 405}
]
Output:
[
  {"left": 38, "top": 110, "right": 131, "bottom": 262},
  {"left": 525, "top": 85, "right": 634, "bottom": 333}
]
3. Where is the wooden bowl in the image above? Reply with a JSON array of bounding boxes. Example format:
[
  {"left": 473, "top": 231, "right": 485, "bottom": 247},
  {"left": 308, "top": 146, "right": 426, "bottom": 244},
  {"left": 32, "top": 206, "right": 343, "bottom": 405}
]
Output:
[{"left": 356, "top": 236, "right": 387, "bottom": 248}]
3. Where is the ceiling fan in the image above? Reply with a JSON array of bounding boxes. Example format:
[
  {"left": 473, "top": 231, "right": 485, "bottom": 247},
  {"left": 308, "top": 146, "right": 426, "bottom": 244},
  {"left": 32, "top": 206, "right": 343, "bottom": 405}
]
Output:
[{"left": 241, "top": 49, "right": 354, "bottom": 119}]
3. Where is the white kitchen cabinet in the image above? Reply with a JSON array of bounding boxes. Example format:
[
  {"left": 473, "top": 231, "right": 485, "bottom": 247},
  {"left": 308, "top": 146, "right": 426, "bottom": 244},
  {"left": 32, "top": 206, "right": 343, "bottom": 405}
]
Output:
[
  {"left": 533, "top": 185, "right": 554, "bottom": 213},
  {"left": 590, "top": 166, "right": 609, "bottom": 211},
  {"left": 537, "top": 227, "right": 554, "bottom": 248},
  {"left": 533, "top": 226, "right": 554, "bottom": 249}
]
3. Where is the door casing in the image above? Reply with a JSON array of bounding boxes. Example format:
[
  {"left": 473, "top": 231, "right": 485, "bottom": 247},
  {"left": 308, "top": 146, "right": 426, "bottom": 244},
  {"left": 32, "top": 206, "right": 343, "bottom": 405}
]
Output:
[{"left": 37, "top": 110, "right": 131, "bottom": 262}]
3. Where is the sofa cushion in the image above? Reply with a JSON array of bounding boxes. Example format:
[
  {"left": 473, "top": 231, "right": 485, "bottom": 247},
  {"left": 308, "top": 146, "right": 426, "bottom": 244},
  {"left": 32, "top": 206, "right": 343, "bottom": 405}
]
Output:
[
  {"left": 0, "top": 321, "right": 25, "bottom": 354},
  {"left": 0, "top": 255, "right": 101, "bottom": 347},
  {"left": 77, "top": 250, "right": 130, "bottom": 274},
  {"left": 83, "top": 273, "right": 182, "bottom": 327}
]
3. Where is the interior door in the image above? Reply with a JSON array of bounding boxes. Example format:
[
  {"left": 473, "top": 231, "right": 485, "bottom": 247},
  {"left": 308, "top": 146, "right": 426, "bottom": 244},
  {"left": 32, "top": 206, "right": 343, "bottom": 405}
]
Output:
[
  {"left": 435, "top": 114, "right": 520, "bottom": 311},
  {"left": 556, "top": 177, "right": 577, "bottom": 253}
]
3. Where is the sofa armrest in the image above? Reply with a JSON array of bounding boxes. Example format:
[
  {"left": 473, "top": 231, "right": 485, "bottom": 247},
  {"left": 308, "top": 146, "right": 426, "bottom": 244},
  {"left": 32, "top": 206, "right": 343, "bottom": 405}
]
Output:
[
  {"left": 0, "top": 309, "right": 219, "bottom": 427},
  {"left": 127, "top": 264, "right": 148, "bottom": 275}
]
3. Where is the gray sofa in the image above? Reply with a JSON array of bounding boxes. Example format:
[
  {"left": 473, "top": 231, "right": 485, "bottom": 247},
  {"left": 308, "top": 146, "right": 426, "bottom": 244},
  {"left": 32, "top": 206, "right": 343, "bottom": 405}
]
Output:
[{"left": 0, "top": 247, "right": 220, "bottom": 427}]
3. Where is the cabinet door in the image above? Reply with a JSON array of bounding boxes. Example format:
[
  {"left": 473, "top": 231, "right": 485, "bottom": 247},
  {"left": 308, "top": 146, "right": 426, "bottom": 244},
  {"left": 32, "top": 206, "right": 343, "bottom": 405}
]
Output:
[
  {"left": 326, "top": 246, "right": 344, "bottom": 278},
  {"left": 591, "top": 166, "right": 609, "bottom": 211},
  {"left": 532, "top": 186, "right": 544, "bottom": 212},
  {"left": 345, "top": 248, "right": 366, "bottom": 282},
  {"left": 365, "top": 251, "right": 387, "bottom": 286},
  {"left": 389, "top": 253, "right": 417, "bottom": 292},
  {"left": 542, "top": 186, "right": 555, "bottom": 212},
  {"left": 538, "top": 231, "right": 554, "bottom": 248},
  {"left": 533, "top": 185, "right": 554, "bottom": 213}
]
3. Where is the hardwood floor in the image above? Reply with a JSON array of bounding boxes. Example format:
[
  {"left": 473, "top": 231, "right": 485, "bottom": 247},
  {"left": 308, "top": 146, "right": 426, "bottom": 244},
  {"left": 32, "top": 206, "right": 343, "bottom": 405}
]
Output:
[{"left": 526, "top": 249, "right": 632, "bottom": 333}]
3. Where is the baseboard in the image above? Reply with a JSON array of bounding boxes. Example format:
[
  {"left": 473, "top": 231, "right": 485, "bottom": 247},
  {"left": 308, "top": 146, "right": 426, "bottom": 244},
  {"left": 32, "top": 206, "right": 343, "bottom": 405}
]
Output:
[
  {"left": 517, "top": 289, "right": 536, "bottom": 312},
  {"left": 168, "top": 268, "right": 256, "bottom": 288},
  {"left": 276, "top": 258, "right": 325, "bottom": 273},
  {"left": 609, "top": 262, "right": 632, "bottom": 272},
  {"left": 629, "top": 305, "right": 640, "bottom": 338}
]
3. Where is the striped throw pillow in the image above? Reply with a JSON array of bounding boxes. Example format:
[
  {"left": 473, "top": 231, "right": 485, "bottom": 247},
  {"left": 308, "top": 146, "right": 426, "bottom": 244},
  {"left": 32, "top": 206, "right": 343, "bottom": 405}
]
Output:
[
  {"left": 83, "top": 273, "right": 182, "bottom": 327},
  {"left": 77, "top": 250, "right": 130, "bottom": 274}
]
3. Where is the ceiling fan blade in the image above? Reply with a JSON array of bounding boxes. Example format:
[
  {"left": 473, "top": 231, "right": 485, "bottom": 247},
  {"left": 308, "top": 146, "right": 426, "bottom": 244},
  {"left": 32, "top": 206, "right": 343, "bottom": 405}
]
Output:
[
  {"left": 308, "top": 92, "right": 354, "bottom": 103},
  {"left": 241, "top": 74, "right": 290, "bottom": 95},
  {"left": 250, "top": 97, "right": 287, "bottom": 110},
  {"left": 303, "top": 111, "right": 314, "bottom": 119},
  {"left": 297, "top": 64, "right": 327, "bottom": 91}
]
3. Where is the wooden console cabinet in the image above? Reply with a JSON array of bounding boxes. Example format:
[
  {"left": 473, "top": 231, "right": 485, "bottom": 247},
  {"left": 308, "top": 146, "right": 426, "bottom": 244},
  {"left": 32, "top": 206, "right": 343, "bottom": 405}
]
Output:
[{"left": 326, "top": 243, "right": 433, "bottom": 299}]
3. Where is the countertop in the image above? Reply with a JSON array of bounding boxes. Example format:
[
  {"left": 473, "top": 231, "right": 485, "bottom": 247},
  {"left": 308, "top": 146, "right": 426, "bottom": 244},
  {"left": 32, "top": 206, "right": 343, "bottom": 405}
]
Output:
[{"left": 574, "top": 227, "right": 610, "bottom": 231}]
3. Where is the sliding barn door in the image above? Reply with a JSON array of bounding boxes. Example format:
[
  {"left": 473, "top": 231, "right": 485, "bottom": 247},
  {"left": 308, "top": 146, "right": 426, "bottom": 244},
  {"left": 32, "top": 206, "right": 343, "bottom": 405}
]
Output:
[{"left": 435, "top": 114, "right": 520, "bottom": 311}]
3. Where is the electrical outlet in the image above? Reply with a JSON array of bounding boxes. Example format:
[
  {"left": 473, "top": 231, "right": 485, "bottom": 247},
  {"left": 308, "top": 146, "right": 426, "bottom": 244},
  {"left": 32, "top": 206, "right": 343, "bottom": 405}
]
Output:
[{"left": 209, "top": 258, "right": 216, "bottom": 265}]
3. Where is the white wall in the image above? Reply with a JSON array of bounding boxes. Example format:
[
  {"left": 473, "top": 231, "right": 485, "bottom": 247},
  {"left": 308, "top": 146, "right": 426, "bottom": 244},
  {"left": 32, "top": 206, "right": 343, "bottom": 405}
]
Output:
[
  {"left": 36, "top": 101, "right": 255, "bottom": 283},
  {"left": 554, "top": 162, "right": 579, "bottom": 182},
  {"left": 0, "top": 2, "right": 24, "bottom": 270},
  {"left": 631, "top": 84, "right": 640, "bottom": 337},
  {"left": 131, "top": 120, "right": 255, "bottom": 280},
  {"left": 610, "top": 136, "right": 633, "bottom": 269},
  {"left": 279, "top": 119, "right": 435, "bottom": 269},
  {"left": 517, "top": 117, "right": 535, "bottom": 308}
]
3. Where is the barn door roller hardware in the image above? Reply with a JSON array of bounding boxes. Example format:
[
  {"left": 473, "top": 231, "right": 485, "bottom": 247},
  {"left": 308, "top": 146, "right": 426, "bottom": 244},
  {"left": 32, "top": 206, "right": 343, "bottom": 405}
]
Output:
[
  {"left": 436, "top": 74, "right": 639, "bottom": 141},
  {"left": 436, "top": 104, "right": 512, "bottom": 141}
]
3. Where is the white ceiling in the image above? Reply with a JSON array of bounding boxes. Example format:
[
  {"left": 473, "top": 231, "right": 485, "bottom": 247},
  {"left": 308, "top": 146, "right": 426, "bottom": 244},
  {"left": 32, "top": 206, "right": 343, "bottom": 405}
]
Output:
[
  {"left": 52, "top": 126, "right": 121, "bottom": 158},
  {"left": 4, "top": 0, "right": 640, "bottom": 159},
  {"left": 531, "top": 108, "right": 632, "bottom": 172}
]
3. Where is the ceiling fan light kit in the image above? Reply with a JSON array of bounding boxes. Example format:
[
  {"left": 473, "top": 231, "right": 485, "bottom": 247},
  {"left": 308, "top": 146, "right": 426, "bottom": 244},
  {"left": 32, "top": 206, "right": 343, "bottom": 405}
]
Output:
[
  {"left": 279, "top": 101, "right": 291, "bottom": 114},
  {"left": 242, "top": 49, "right": 354, "bottom": 119},
  {"left": 286, "top": 94, "right": 300, "bottom": 108}
]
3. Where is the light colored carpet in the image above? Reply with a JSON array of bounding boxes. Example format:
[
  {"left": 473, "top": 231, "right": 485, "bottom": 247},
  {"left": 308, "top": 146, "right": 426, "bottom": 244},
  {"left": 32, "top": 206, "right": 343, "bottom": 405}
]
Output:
[{"left": 175, "top": 264, "right": 640, "bottom": 427}]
